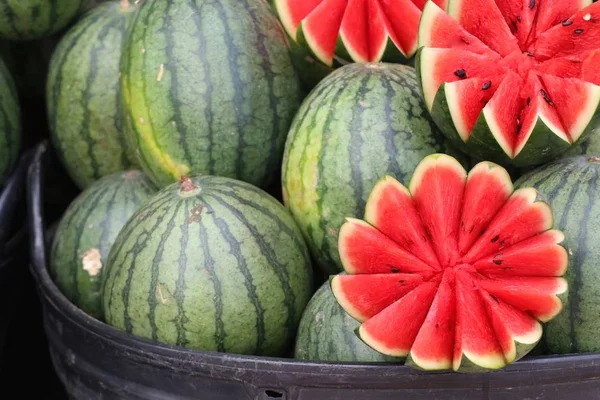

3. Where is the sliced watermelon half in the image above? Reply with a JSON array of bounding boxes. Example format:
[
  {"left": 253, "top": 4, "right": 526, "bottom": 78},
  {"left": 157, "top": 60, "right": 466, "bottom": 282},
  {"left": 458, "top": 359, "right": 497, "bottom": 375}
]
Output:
[
  {"left": 330, "top": 153, "right": 569, "bottom": 373},
  {"left": 416, "top": 0, "right": 600, "bottom": 168},
  {"left": 273, "top": 0, "right": 448, "bottom": 67}
]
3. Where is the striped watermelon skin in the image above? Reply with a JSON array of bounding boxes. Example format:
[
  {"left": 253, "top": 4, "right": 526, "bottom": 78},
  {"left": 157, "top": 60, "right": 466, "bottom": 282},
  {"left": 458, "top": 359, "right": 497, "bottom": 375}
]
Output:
[
  {"left": 120, "top": 0, "right": 303, "bottom": 190},
  {"left": 50, "top": 170, "right": 157, "bottom": 320},
  {"left": 0, "top": 0, "right": 86, "bottom": 41},
  {"left": 514, "top": 155, "right": 600, "bottom": 354},
  {"left": 46, "top": 1, "right": 139, "bottom": 190},
  {"left": 295, "top": 280, "right": 400, "bottom": 363},
  {"left": 281, "top": 62, "right": 469, "bottom": 274},
  {"left": 101, "top": 175, "right": 314, "bottom": 356},
  {"left": 0, "top": 55, "right": 20, "bottom": 186}
]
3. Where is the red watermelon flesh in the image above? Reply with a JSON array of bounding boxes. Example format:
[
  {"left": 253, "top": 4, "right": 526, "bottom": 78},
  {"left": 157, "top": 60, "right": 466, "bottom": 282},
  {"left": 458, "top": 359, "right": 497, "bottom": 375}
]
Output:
[
  {"left": 274, "top": 0, "right": 448, "bottom": 66},
  {"left": 418, "top": 0, "right": 600, "bottom": 162},
  {"left": 331, "top": 154, "right": 568, "bottom": 372}
]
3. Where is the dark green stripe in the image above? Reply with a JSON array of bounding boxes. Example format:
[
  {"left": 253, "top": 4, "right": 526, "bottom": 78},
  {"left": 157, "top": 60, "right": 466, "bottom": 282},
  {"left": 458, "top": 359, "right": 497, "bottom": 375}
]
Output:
[
  {"left": 242, "top": 0, "right": 280, "bottom": 178},
  {"left": 174, "top": 200, "right": 190, "bottom": 347},
  {"left": 346, "top": 72, "right": 372, "bottom": 219},
  {"left": 189, "top": 0, "right": 214, "bottom": 172},
  {"left": 204, "top": 199, "right": 266, "bottom": 354},
  {"left": 164, "top": 1, "right": 193, "bottom": 168},
  {"left": 48, "top": 0, "right": 59, "bottom": 32},
  {"left": 557, "top": 167, "right": 596, "bottom": 352},
  {"left": 212, "top": 0, "right": 245, "bottom": 178},
  {"left": 146, "top": 199, "right": 181, "bottom": 341},
  {"left": 70, "top": 182, "right": 112, "bottom": 303},
  {"left": 105, "top": 191, "right": 172, "bottom": 321},
  {"left": 80, "top": 16, "right": 122, "bottom": 178},
  {"left": 207, "top": 192, "right": 296, "bottom": 341},
  {"left": 198, "top": 215, "right": 225, "bottom": 352},
  {"left": 0, "top": 2, "right": 18, "bottom": 37},
  {"left": 48, "top": 11, "right": 106, "bottom": 155},
  {"left": 98, "top": 177, "right": 127, "bottom": 257},
  {"left": 381, "top": 72, "right": 401, "bottom": 179},
  {"left": 206, "top": 184, "right": 311, "bottom": 267}
]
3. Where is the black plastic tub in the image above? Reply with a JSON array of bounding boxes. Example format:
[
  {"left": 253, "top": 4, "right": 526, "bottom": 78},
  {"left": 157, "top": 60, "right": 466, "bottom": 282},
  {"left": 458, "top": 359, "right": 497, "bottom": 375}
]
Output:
[
  {"left": 27, "top": 140, "right": 600, "bottom": 400},
  {"left": 0, "top": 147, "right": 34, "bottom": 357}
]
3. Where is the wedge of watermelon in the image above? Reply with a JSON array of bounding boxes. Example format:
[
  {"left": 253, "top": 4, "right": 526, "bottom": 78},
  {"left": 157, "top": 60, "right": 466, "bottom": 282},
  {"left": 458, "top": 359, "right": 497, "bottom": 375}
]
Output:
[
  {"left": 330, "top": 153, "right": 568, "bottom": 373},
  {"left": 273, "top": 0, "right": 448, "bottom": 66},
  {"left": 416, "top": 0, "right": 600, "bottom": 168}
]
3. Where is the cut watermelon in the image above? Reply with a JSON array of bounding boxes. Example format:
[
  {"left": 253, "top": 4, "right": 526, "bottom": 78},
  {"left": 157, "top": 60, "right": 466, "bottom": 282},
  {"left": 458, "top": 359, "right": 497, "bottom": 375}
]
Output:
[
  {"left": 330, "top": 153, "right": 569, "bottom": 373},
  {"left": 274, "top": 0, "right": 448, "bottom": 66},
  {"left": 416, "top": 0, "right": 600, "bottom": 168}
]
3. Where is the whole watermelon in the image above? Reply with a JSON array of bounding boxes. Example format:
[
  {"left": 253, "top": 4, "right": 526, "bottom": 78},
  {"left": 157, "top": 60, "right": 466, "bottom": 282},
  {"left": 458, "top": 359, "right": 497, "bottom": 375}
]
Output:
[
  {"left": 281, "top": 62, "right": 470, "bottom": 275},
  {"left": 101, "top": 175, "right": 314, "bottom": 356},
  {"left": 120, "top": 0, "right": 303, "bottom": 189},
  {"left": 46, "top": 0, "right": 139, "bottom": 190},
  {"left": 0, "top": 56, "right": 20, "bottom": 187},
  {"left": 50, "top": 170, "right": 156, "bottom": 320},
  {"left": 295, "top": 280, "right": 400, "bottom": 363},
  {"left": 514, "top": 155, "right": 600, "bottom": 354},
  {"left": 0, "top": 0, "right": 86, "bottom": 41}
]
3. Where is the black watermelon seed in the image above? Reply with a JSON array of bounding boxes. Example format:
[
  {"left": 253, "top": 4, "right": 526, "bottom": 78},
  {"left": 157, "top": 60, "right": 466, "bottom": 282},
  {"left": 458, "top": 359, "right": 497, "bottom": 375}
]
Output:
[
  {"left": 493, "top": 259, "right": 503, "bottom": 265},
  {"left": 390, "top": 267, "right": 400, "bottom": 273},
  {"left": 529, "top": 0, "right": 534, "bottom": 9},
  {"left": 398, "top": 280, "right": 405, "bottom": 284},
  {"left": 540, "top": 89, "right": 553, "bottom": 105},
  {"left": 490, "top": 294, "right": 500, "bottom": 304},
  {"left": 454, "top": 69, "right": 467, "bottom": 79},
  {"left": 527, "top": 97, "right": 531, "bottom": 105},
  {"left": 482, "top": 81, "right": 492, "bottom": 90},
  {"left": 491, "top": 235, "right": 500, "bottom": 243},
  {"left": 575, "top": 28, "right": 584, "bottom": 35},
  {"left": 562, "top": 20, "right": 573, "bottom": 26},
  {"left": 527, "top": 52, "right": 534, "bottom": 57}
]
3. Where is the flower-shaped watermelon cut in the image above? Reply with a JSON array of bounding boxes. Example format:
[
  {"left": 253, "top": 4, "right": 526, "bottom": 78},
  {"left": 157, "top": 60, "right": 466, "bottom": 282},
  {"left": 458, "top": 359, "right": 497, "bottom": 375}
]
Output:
[
  {"left": 416, "top": 0, "right": 600, "bottom": 168},
  {"left": 330, "top": 153, "right": 568, "bottom": 372},
  {"left": 273, "top": 0, "right": 448, "bottom": 67}
]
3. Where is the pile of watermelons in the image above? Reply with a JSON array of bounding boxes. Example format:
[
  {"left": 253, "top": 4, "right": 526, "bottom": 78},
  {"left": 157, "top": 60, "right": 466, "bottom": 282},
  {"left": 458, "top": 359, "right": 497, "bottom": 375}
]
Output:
[{"left": 3, "top": 0, "right": 600, "bottom": 374}]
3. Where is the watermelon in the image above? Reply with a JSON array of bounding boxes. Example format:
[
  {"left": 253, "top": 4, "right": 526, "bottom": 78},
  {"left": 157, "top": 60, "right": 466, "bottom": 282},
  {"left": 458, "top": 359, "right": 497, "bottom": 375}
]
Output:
[
  {"left": 416, "top": 0, "right": 600, "bottom": 168},
  {"left": 281, "top": 62, "right": 469, "bottom": 275},
  {"left": 50, "top": 170, "right": 157, "bottom": 320},
  {"left": 272, "top": 0, "right": 448, "bottom": 67},
  {"left": 0, "top": 0, "right": 86, "bottom": 41},
  {"left": 514, "top": 154, "right": 600, "bottom": 354},
  {"left": 120, "top": 0, "right": 303, "bottom": 190},
  {"left": 46, "top": 0, "right": 139, "bottom": 190},
  {"left": 565, "top": 125, "right": 600, "bottom": 156},
  {"left": 295, "top": 279, "right": 401, "bottom": 362},
  {"left": 330, "top": 153, "right": 569, "bottom": 372},
  {"left": 101, "top": 175, "right": 314, "bottom": 356},
  {"left": 0, "top": 56, "right": 20, "bottom": 187}
]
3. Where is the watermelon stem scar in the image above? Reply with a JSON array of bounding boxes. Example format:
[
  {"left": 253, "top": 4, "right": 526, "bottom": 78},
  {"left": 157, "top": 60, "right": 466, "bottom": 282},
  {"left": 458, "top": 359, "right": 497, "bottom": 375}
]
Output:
[{"left": 330, "top": 153, "right": 569, "bottom": 373}]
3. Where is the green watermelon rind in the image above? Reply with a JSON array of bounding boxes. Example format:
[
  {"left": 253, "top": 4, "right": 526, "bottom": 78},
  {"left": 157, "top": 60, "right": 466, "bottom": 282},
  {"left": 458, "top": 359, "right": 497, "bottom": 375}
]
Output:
[
  {"left": 514, "top": 155, "right": 600, "bottom": 355},
  {"left": 46, "top": 1, "right": 140, "bottom": 190},
  {"left": 120, "top": 0, "right": 304, "bottom": 190},
  {"left": 101, "top": 174, "right": 314, "bottom": 357},
  {"left": 0, "top": 0, "right": 87, "bottom": 41},
  {"left": 50, "top": 170, "right": 157, "bottom": 321}
]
